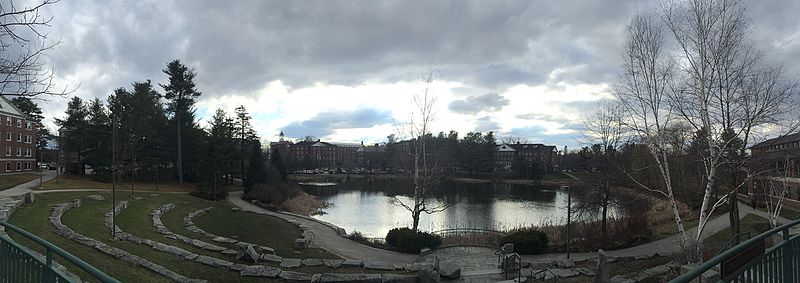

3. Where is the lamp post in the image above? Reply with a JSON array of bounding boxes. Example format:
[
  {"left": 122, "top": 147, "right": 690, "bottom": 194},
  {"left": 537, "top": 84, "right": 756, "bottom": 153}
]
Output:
[
  {"left": 111, "top": 115, "right": 117, "bottom": 239},
  {"left": 563, "top": 185, "right": 572, "bottom": 259}
]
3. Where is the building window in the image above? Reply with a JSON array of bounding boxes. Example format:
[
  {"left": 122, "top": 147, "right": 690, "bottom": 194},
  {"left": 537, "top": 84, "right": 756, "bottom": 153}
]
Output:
[
  {"left": 16, "top": 147, "right": 21, "bottom": 156},
  {"left": 25, "top": 162, "right": 30, "bottom": 170},
  {"left": 25, "top": 148, "right": 31, "bottom": 157},
  {"left": 25, "top": 135, "right": 30, "bottom": 143},
  {"left": 16, "top": 120, "right": 21, "bottom": 128},
  {"left": 4, "top": 132, "right": 8, "bottom": 141},
  {"left": 4, "top": 162, "right": 9, "bottom": 172},
  {"left": 5, "top": 146, "right": 9, "bottom": 156},
  {"left": 15, "top": 162, "right": 20, "bottom": 171},
  {"left": 16, "top": 133, "right": 21, "bottom": 142},
  {"left": 26, "top": 122, "right": 31, "bottom": 130},
  {"left": 5, "top": 117, "right": 10, "bottom": 126}
]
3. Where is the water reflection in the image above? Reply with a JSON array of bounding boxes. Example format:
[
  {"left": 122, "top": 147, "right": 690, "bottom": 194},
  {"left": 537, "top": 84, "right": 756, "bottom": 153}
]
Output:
[{"left": 304, "top": 179, "right": 617, "bottom": 238}]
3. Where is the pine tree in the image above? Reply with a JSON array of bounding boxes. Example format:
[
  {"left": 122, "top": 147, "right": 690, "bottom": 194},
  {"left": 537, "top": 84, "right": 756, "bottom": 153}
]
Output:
[{"left": 161, "top": 60, "right": 201, "bottom": 185}]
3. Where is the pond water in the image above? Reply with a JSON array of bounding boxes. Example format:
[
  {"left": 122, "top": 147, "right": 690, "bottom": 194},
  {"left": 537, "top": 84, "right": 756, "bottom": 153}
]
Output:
[{"left": 302, "top": 178, "right": 620, "bottom": 238}]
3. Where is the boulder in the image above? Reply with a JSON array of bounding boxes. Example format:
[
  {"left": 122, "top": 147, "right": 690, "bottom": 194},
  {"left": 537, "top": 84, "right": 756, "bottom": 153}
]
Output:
[
  {"left": 231, "top": 207, "right": 241, "bottom": 212},
  {"left": 246, "top": 244, "right": 260, "bottom": 263},
  {"left": 317, "top": 273, "right": 381, "bottom": 283},
  {"left": 280, "top": 258, "right": 302, "bottom": 268},
  {"left": 342, "top": 259, "right": 362, "bottom": 267},
  {"left": 294, "top": 238, "right": 307, "bottom": 249},
  {"left": 381, "top": 274, "right": 418, "bottom": 283},
  {"left": 609, "top": 275, "right": 635, "bottom": 283},
  {"left": 195, "top": 255, "right": 217, "bottom": 267},
  {"left": 240, "top": 265, "right": 281, "bottom": 278},
  {"left": 323, "top": 259, "right": 344, "bottom": 268},
  {"left": 417, "top": 268, "right": 441, "bottom": 283},
  {"left": 258, "top": 246, "right": 275, "bottom": 255},
  {"left": 593, "top": 249, "right": 609, "bottom": 283},
  {"left": 551, "top": 268, "right": 580, "bottom": 278},
  {"left": 301, "top": 258, "right": 323, "bottom": 266},
  {"left": 279, "top": 271, "right": 313, "bottom": 281},
  {"left": 437, "top": 261, "right": 461, "bottom": 279},
  {"left": 553, "top": 258, "right": 575, "bottom": 268},
  {"left": 260, "top": 254, "right": 283, "bottom": 263},
  {"left": 363, "top": 260, "right": 395, "bottom": 271}
]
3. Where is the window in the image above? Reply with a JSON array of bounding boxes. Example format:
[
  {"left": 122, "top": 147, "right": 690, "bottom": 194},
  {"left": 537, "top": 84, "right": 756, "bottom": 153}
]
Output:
[
  {"left": 26, "top": 122, "right": 31, "bottom": 130},
  {"left": 5, "top": 162, "right": 9, "bottom": 172},
  {"left": 24, "top": 162, "right": 30, "bottom": 170},
  {"left": 16, "top": 133, "right": 21, "bottom": 142},
  {"left": 4, "top": 146, "right": 9, "bottom": 156},
  {"left": 4, "top": 132, "right": 8, "bottom": 141},
  {"left": 5, "top": 117, "right": 10, "bottom": 126},
  {"left": 25, "top": 135, "right": 30, "bottom": 143},
  {"left": 25, "top": 148, "right": 31, "bottom": 157},
  {"left": 15, "top": 162, "right": 20, "bottom": 171},
  {"left": 16, "top": 147, "right": 21, "bottom": 156},
  {"left": 16, "top": 119, "right": 21, "bottom": 128}
]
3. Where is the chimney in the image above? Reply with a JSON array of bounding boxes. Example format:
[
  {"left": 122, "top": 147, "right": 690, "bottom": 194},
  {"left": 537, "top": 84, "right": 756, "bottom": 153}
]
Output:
[{"left": 361, "top": 141, "right": 364, "bottom": 146}]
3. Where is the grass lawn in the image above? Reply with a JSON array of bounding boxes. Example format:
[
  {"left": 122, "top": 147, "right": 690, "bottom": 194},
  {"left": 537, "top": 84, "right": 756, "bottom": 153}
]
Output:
[
  {"left": 0, "top": 172, "right": 42, "bottom": 190},
  {"left": 42, "top": 175, "right": 197, "bottom": 192},
  {"left": 8, "top": 190, "right": 386, "bottom": 282},
  {"left": 703, "top": 214, "right": 771, "bottom": 259},
  {"left": 754, "top": 206, "right": 800, "bottom": 221}
]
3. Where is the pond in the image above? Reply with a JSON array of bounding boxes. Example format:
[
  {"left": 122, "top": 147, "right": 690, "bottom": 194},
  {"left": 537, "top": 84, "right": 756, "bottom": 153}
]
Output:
[{"left": 302, "top": 178, "right": 620, "bottom": 238}]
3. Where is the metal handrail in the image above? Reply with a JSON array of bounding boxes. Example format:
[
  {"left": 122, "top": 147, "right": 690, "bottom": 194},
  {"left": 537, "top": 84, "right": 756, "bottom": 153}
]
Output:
[
  {"left": 431, "top": 228, "right": 508, "bottom": 236},
  {"left": 714, "top": 232, "right": 751, "bottom": 257},
  {"left": 0, "top": 221, "right": 120, "bottom": 283},
  {"left": 671, "top": 218, "right": 800, "bottom": 282}
]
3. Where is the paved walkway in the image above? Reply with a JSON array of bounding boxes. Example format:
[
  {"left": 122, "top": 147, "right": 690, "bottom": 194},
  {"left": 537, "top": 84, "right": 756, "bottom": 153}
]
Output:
[
  {"left": 0, "top": 170, "right": 56, "bottom": 197},
  {"left": 227, "top": 191, "right": 418, "bottom": 264}
]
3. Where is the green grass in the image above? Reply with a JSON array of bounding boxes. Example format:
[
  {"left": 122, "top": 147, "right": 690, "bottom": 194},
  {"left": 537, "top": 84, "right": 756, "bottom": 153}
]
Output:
[
  {"left": 651, "top": 218, "right": 701, "bottom": 240},
  {"left": 43, "top": 175, "right": 196, "bottom": 192},
  {"left": 0, "top": 172, "right": 41, "bottom": 190},
  {"left": 754, "top": 206, "right": 800, "bottom": 221},
  {"left": 703, "top": 214, "right": 771, "bottom": 259},
  {"left": 8, "top": 191, "right": 389, "bottom": 282}
]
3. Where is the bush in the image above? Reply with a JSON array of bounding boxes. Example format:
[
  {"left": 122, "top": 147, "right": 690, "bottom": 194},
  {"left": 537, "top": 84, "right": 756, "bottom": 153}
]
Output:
[
  {"left": 396, "top": 231, "right": 442, "bottom": 253},
  {"left": 501, "top": 228, "right": 549, "bottom": 254},
  {"left": 385, "top": 227, "right": 414, "bottom": 247}
]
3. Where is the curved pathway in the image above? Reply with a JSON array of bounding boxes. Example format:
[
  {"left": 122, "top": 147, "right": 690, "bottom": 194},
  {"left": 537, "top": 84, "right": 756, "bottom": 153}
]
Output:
[{"left": 227, "top": 191, "right": 418, "bottom": 264}]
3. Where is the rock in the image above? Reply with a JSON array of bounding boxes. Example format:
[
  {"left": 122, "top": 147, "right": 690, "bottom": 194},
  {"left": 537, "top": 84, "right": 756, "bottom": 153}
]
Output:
[
  {"left": 279, "top": 271, "right": 313, "bottom": 281},
  {"left": 381, "top": 274, "right": 418, "bottom": 283},
  {"left": 71, "top": 199, "right": 81, "bottom": 208},
  {"left": 214, "top": 259, "right": 234, "bottom": 268},
  {"left": 576, "top": 267, "right": 596, "bottom": 276},
  {"left": 593, "top": 249, "right": 609, "bottom": 283},
  {"left": 24, "top": 191, "right": 34, "bottom": 203},
  {"left": 133, "top": 196, "right": 143, "bottom": 200},
  {"left": 609, "top": 275, "right": 635, "bottom": 283},
  {"left": 643, "top": 265, "right": 671, "bottom": 277},
  {"left": 553, "top": 258, "right": 575, "bottom": 268},
  {"left": 301, "top": 258, "right": 323, "bottom": 266},
  {"left": 212, "top": 236, "right": 238, "bottom": 244},
  {"left": 363, "top": 260, "right": 395, "bottom": 271},
  {"left": 420, "top": 247, "right": 433, "bottom": 255},
  {"left": 258, "top": 246, "right": 275, "bottom": 255},
  {"left": 260, "top": 254, "right": 283, "bottom": 263},
  {"left": 323, "top": 259, "right": 344, "bottom": 268},
  {"left": 231, "top": 207, "right": 241, "bottom": 212},
  {"left": 417, "top": 268, "right": 441, "bottom": 283},
  {"left": 240, "top": 265, "right": 281, "bottom": 278},
  {"left": 280, "top": 258, "right": 302, "bottom": 268},
  {"left": 221, "top": 249, "right": 237, "bottom": 255},
  {"left": 150, "top": 194, "right": 159, "bottom": 197},
  {"left": 230, "top": 264, "right": 247, "bottom": 271},
  {"left": 634, "top": 255, "right": 649, "bottom": 260},
  {"left": 195, "top": 255, "right": 217, "bottom": 267},
  {"left": 246, "top": 244, "right": 260, "bottom": 263},
  {"left": 317, "top": 273, "right": 382, "bottom": 283},
  {"left": 551, "top": 268, "right": 579, "bottom": 278},
  {"left": 437, "top": 261, "right": 461, "bottom": 279},
  {"left": 294, "top": 238, "right": 307, "bottom": 249},
  {"left": 342, "top": 259, "right": 362, "bottom": 267}
]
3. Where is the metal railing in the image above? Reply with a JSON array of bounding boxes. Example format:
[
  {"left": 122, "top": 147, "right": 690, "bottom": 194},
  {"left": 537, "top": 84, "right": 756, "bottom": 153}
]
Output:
[
  {"left": 0, "top": 221, "right": 119, "bottom": 283},
  {"left": 671, "top": 218, "right": 800, "bottom": 282},
  {"left": 432, "top": 228, "right": 507, "bottom": 248}
]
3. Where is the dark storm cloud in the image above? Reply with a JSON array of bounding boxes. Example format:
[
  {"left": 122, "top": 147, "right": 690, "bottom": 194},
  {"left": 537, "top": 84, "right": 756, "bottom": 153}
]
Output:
[
  {"left": 281, "top": 108, "right": 394, "bottom": 138},
  {"left": 449, "top": 93, "right": 509, "bottom": 114}
]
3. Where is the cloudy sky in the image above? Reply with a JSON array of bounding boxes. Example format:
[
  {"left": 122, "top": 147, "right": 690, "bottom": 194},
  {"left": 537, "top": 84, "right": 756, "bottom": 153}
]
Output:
[{"left": 32, "top": 0, "right": 800, "bottom": 149}]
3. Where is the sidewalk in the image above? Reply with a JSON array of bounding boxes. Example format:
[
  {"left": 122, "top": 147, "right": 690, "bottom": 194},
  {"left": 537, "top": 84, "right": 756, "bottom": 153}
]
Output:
[
  {"left": 0, "top": 170, "right": 56, "bottom": 197},
  {"left": 227, "top": 191, "right": 418, "bottom": 264}
]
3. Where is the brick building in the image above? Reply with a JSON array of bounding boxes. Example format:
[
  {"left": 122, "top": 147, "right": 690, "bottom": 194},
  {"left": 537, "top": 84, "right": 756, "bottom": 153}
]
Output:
[
  {"left": 494, "top": 142, "right": 558, "bottom": 173},
  {"left": 748, "top": 132, "right": 800, "bottom": 208},
  {"left": 0, "top": 96, "right": 36, "bottom": 173},
  {"left": 270, "top": 138, "right": 369, "bottom": 170}
]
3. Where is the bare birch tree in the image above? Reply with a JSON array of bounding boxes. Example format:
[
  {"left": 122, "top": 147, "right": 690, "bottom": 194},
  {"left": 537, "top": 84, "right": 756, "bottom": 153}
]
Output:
[
  {"left": 0, "top": 0, "right": 72, "bottom": 98},
  {"left": 762, "top": 156, "right": 792, "bottom": 228},
  {"left": 390, "top": 71, "right": 452, "bottom": 231}
]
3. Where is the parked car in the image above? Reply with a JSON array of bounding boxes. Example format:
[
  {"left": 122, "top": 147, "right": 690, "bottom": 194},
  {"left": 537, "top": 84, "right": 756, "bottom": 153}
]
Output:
[{"left": 48, "top": 162, "right": 57, "bottom": 170}]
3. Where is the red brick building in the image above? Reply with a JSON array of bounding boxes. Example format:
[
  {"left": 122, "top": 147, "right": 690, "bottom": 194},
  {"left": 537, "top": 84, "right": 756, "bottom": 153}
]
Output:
[
  {"left": 494, "top": 142, "right": 558, "bottom": 173},
  {"left": 748, "top": 132, "right": 800, "bottom": 209},
  {"left": 0, "top": 96, "right": 36, "bottom": 173}
]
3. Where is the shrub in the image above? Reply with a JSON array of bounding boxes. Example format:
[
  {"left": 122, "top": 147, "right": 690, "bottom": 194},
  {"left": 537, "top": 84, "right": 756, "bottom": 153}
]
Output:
[
  {"left": 501, "top": 228, "right": 549, "bottom": 254},
  {"left": 396, "top": 231, "right": 442, "bottom": 253},
  {"left": 385, "top": 227, "right": 414, "bottom": 247}
]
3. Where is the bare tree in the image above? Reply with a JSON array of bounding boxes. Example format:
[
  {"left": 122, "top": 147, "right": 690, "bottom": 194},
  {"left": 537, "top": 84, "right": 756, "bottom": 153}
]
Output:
[
  {"left": 0, "top": 0, "right": 72, "bottom": 98},
  {"left": 390, "top": 71, "right": 452, "bottom": 232},
  {"left": 762, "top": 156, "right": 792, "bottom": 228}
]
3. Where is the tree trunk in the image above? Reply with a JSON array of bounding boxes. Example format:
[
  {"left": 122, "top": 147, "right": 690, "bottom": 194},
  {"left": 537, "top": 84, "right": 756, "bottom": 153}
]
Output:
[
  {"left": 601, "top": 179, "right": 609, "bottom": 245},
  {"left": 176, "top": 111, "right": 183, "bottom": 185},
  {"left": 729, "top": 192, "right": 740, "bottom": 243}
]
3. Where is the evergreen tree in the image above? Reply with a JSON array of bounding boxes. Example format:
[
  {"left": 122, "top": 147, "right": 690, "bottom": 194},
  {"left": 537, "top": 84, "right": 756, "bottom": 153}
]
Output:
[
  {"left": 55, "top": 97, "right": 89, "bottom": 174},
  {"left": 244, "top": 141, "right": 267, "bottom": 192},
  {"left": 161, "top": 59, "right": 201, "bottom": 185},
  {"left": 10, "top": 97, "right": 51, "bottom": 162},
  {"left": 271, "top": 146, "right": 288, "bottom": 182},
  {"left": 84, "top": 98, "right": 112, "bottom": 176}
]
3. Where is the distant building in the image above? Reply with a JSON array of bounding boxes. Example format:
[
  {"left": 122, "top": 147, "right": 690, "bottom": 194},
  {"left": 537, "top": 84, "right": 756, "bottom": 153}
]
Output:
[
  {"left": 748, "top": 132, "right": 800, "bottom": 208},
  {"left": 494, "top": 142, "right": 559, "bottom": 173},
  {"left": 0, "top": 96, "right": 37, "bottom": 174},
  {"left": 270, "top": 138, "right": 385, "bottom": 170}
]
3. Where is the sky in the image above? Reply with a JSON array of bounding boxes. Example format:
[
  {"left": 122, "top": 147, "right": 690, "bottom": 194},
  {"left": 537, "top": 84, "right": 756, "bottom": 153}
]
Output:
[{"left": 28, "top": 0, "right": 800, "bottom": 149}]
